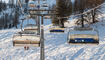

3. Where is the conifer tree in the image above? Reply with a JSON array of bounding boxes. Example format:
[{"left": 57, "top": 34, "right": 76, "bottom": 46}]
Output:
[{"left": 52, "top": 0, "right": 72, "bottom": 28}]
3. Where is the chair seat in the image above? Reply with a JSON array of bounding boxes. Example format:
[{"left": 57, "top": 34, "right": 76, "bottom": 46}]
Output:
[
  {"left": 50, "top": 30, "right": 64, "bottom": 32},
  {"left": 13, "top": 35, "right": 40, "bottom": 47},
  {"left": 50, "top": 28, "right": 65, "bottom": 32},
  {"left": 69, "top": 38, "right": 99, "bottom": 43}
]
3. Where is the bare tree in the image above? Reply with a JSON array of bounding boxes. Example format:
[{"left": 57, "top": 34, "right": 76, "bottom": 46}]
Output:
[
  {"left": 87, "top": 0, "right": 105, "bottom": 23},
  {"left": 74, "top": 0, "right": 105, "bottom": 27}
]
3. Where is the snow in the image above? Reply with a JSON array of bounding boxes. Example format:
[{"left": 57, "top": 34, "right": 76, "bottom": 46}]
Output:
[
  {"left": 1, "top": 1, "right": 105, "bottom": 60},
  {"left": 0, "top": 18, "right": 105, "bottom": 60}
]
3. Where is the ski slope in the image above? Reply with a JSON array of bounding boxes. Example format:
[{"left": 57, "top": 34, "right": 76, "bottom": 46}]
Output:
[
  {"left": 0, "top": 19, "right": 105, "bottom": 60},
  {"left": 1, "top": 0, "right": 105, "bottom": 60}
]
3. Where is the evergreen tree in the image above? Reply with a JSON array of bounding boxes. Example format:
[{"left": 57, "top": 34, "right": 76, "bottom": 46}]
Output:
[
  {"left": 13, "top": 7, "right": 19, "bottom": 28},
  {"left": 74, "top": 0, "right": 87, "bottom": 27},
  {"left": 52, "top": 0, "right": 72, "bottom": 28}
]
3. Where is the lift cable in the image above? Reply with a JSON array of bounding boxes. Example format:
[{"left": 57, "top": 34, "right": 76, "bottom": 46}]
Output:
[{"left": 56, "top": 2, "right": 105, "bottom": 19}]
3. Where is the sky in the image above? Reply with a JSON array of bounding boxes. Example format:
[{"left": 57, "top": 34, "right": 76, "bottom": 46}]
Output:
[{"left": 2, "top": 0, "right": 9, "bottom": 3}]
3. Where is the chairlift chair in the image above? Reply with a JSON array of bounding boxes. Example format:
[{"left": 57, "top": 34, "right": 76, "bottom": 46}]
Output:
[
  {"left": 29, "top": 10, "right": 37, "bottom": 15},
  {"left": 44, "top": 16, "right": 51, "bottom": 19},
  {"left": 50, "top": 18, "right": 65, "bottom": 33},
  {"left": 28, "top": 1, "right": 37, "bottom": 15},
  {"left": 24, "top": 24, "right": 38, "bottom": 34},
  {"left": 49, "top": 27, "right": 65, "bottom": 33},
  {"left": 42, "top": 3, "right": 48, "bottom": 7},
  {"left": 28, "top": 0, "right": 36, "bottom": 7},
  {"left": 67, "top": 27, "right": 99, "bottom": 44},
  {"left": 13, "top": 34, "right": 40, "bottom": 47},
  {"left": 42, "top": 0, "right": 48, "bottom": 7}
]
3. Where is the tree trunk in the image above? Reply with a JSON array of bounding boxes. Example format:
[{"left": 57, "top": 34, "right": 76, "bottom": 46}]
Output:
[
  {"left": 81, "top": 14, "right": 84, "bottom": 28},
  {"left": 60, "top": 19, "right": 65, "bottom": 28},
  {"left": 91, "top": 9, "right": 96, "bottom": 23}
]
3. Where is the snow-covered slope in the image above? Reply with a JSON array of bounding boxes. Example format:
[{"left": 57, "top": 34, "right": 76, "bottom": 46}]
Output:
[
  {"left": 1, "top": 1, "right": 105, "bottom": 60},
  {"left": 0, "top": 19, "right": 105, "bottom": 60}
]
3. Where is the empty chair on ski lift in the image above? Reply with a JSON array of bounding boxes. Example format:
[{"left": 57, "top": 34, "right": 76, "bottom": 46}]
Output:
[
  {"left": 67, "top": 27, "right": 99, "bottom": 44},
  {"left": 41, "top": 0, "right": 48, "bottom": 7},
  {"left": 28, "top": 0, "right": 36, "bottom": 7},
  {"left": 44, "top": 16, "right": 51, "bottom": 19},
  {"left": 42, "top": 3, "right": 48, "bottom": 7},
  {"left": 50, "top": 19, "right": 65, "bottom": 33},
  {"left": 13, "top": 34, "right": 40, "bottom": 47},
  {"left": 24, "top": 24, "right": 38, "bottom": 34},
  {"left": 29, "top": 10, "right": 37, "bottom": 15},
  {"left": 49, "top": 26, "right": 65, "bottom": 33}
]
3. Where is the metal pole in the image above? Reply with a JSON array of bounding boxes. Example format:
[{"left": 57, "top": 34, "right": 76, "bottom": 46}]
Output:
[
  {"left": 37, "top": 0, "right": 40, "bottom": 35},
  {"left": 40, "top": 15, "right": 44, "bottom": 60},
  {"left": 21, "top": 19, "right": 24, "bottom": 31}
]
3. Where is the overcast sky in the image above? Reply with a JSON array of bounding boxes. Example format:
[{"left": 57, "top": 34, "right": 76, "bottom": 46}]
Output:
[{"left": 2, "top": 0, "right": 9, "bottom": 3}]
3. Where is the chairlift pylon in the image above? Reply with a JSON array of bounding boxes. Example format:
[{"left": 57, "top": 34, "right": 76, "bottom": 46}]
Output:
[{"left": 67, "top": 27, "right": 99, "bottom": 45}]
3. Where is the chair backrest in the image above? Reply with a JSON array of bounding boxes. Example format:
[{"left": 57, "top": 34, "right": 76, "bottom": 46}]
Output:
[
  {"left": 74, "top": 27, "right": 93, "bottom": 31},
  {"left": 67, "top": 27, "right": 99, "bottom": 41},
  {"left": 44, "top": 16, "right": 51, "bottom": 19},
  {"left": 73, "top": 27, "right": 99, "bottom": 35},
  {"left": 26, "top": 24, "right": 36, "bottom": 26},
  {"left": 42, "top": 3, "right": 48, "bottom": 7},
  {"left": 70, "top": 34, "right": 99, "bottom": 40}
]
